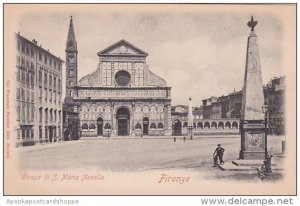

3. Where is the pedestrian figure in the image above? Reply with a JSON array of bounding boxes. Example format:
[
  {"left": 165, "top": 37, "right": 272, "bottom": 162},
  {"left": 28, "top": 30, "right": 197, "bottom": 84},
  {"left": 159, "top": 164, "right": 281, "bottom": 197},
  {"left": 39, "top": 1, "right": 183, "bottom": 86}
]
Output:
[
  {"left": 213, "top": 144, "right": 225, "bottom": 166},
  {"left": 174, "top": 137, "right": 176, "bottom": 143},
  {"left": 183, "top": 136, "right": 186, "bottom": 142}
]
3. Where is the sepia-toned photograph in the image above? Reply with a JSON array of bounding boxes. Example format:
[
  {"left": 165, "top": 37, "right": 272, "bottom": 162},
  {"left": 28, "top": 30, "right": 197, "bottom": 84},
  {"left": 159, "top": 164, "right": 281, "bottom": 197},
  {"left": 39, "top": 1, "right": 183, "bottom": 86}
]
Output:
[{"left": 3, "top": 3, "right": 296, "bottom": 195}]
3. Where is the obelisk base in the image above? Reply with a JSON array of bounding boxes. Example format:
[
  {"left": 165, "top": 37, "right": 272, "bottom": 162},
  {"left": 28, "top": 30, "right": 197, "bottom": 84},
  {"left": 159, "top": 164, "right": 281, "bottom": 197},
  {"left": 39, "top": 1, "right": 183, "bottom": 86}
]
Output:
[
  {"left": 187, "top": 126, "right": 193, "bottom": 139},
  {"left": 239, "top": 120, "right": 266, "bottom": 160}
]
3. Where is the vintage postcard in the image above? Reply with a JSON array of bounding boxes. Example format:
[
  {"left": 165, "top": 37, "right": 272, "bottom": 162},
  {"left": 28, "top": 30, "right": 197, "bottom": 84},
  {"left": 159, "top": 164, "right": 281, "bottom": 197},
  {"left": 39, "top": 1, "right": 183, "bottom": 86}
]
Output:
[{"left": 3, "top": 4, "right": 296, "bottom": 195}]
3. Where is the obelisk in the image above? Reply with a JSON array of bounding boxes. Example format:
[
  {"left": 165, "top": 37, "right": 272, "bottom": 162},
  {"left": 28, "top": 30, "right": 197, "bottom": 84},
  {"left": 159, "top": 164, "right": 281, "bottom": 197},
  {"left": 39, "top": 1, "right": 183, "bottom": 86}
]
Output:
[
  {"left": 239, "top": 16, "right": 265, "bottom": 160},
  {"left": 187, "top": 97, "right": 194, "bottom": 140}
]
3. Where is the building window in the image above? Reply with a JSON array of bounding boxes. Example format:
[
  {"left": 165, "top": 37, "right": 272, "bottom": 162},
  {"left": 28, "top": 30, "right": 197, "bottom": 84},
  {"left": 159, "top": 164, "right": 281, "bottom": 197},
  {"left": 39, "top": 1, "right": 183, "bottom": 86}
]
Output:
[
  {"left": 39, "top": 70, "right": 42, "bottom": 85},
  {"left": 17, "top": 40, "right": 20, "bottom": 50},
  {"left": 30, "top": 62, "right": 34, "bottom": 71},
  {"left": 39, "top": 53, "right": 42, "bottom": 61},
  {"left": 17, "top": 107, "right": 20, "bottom": 120},
  {"left": 39, "top": 108, "right": 42, "bottom": 122},
  {"left": 21, "top": 89, "right": 24, "bottom": 101},
  {"left": 104, "top": 123, "right": 111, "bottom": 129},
  {"left": 27, "top": 104, "right": 30, "bottom": 121},
  {"left": 58, "top": 111, "right": 61, "bottom": 123},
  {"left": 26, "top": 90, "right": 29, "bottom": 102},
  {"left": 45, "top": 109, "right": 48, "bottom": 123},
  {"left": 21, "top": 57, "right": 25, "bottom": 67},
  {"left": 31, "top": 107, "right": 34, "bottom": 121},
  {"left": 45, "top": 126, "right": 48, "bottom": 139},
  {"left": 44, "top": 73, "right": 47, "bottom": 87},
  {"left": 39, "top": 126, "right": 42, "bottom": 139},
  {"left": 31, "top": 48, "right": 34, "bottom": 57},
  {"left": 25, "top": 60, "right": 29, "bottom": 69},
  {"left": 89, "top": 123, "right": 96, "bottom": 130},
  {"left": 26, "top": 129, "right": 30, "bottom": 139},
  {"left": 22, "top": 129, "right": 25, "bottom": 139},
  {"left": 44, "top": 56, "right": 47, "bottom": 64},
  {"left": 39, "top": 88, "right": 42, "bottom": 102},
  {"left": 50, "top": 110, "right": 53, "bottom": 122},
  {"left": 150, "top": 123, "right": 156, "bottom": 129},
  {"left": 17, "top": 69, "right": 20, "bottom": 81},
  {"left": 21, "top": 43, "right": 25, "bottom": 53},
  {"left": 58, "top": 79, "right": 60, "bottom": 90},
  {"left": 49, "top": 91, "right": 52, "bottom": 103},
  {"left": 49, "top": 75, "right": 52, "bottom": 88},
  {"left": 158, "top": 123, "right": 164, "bottom": 129},
  {"left": 25, "top": 45, "right": 30, "bottom": 55},
  {"left": 26, "top": 72, "right": 29, "bottom": 84},
  {"left": 21, "top": 104, "right": 25, "bottom": 122},
  {"left": 31, "top": 73, "right": 34, "bottom": 86},
  {"left": 82, "top": 123, "right": 88, "bottom": 130},
  {"left": 31, "top": 92, "right": 34, "bottom": 103},
  {"left": 135, "top": 123, "right": 142, "bottom": 129},
  {"left": 16, "top": 88, "right": 20, "bottom": 100},
  {"left": 53, "top": 77, "right": 56, "bottom": 89}
]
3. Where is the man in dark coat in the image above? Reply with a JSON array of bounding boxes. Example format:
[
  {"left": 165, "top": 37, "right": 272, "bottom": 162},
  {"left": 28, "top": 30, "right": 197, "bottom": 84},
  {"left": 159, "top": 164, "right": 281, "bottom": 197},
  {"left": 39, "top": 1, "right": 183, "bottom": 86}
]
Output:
[{"left": 213, "top": 144, "right": 225, "bottom": 166}]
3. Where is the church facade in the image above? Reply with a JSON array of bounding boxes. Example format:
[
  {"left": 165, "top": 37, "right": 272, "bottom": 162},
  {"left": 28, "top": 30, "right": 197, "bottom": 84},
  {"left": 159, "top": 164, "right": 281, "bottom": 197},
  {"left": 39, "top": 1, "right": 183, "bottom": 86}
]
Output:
[{"left": 65, "top": 18, "right": 172, "bottom": 137}]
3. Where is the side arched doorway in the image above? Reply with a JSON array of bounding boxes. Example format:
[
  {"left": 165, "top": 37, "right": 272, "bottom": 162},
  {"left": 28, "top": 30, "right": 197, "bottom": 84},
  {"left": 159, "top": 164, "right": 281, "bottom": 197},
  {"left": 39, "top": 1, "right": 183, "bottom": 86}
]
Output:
[
  {"left": 97, "top": 117, "right": 103, "bottom": 136},
  {"left": 172, "top": 120, "right": 182, "bottom": 136},
  {"left": 142, "top": 117, "right": 149, "bottom": 135},
  {"left": 117, "top": 107, "right": 130, "bottom": 136}
]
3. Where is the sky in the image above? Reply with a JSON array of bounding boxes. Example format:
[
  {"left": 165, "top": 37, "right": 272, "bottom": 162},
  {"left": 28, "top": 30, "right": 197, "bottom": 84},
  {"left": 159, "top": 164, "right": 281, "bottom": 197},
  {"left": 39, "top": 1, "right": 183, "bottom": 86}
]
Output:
[{"left": 16, "top": 4, "right": 287, "bottom": 106}]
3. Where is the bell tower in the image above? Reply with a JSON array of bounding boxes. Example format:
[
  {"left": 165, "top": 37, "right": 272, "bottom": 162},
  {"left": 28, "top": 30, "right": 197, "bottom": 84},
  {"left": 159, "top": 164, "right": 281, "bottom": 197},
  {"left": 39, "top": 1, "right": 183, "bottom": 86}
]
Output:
[{"left": 65, "top": 16, "right": 78, "bottom": 98}]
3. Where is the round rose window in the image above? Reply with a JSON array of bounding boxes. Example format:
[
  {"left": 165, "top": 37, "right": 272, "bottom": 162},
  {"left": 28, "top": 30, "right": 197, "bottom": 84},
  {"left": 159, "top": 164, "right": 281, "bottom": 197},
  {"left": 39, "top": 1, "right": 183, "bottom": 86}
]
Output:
[{"left": 115, "top": 70, "right": 131, "bottom": 86}]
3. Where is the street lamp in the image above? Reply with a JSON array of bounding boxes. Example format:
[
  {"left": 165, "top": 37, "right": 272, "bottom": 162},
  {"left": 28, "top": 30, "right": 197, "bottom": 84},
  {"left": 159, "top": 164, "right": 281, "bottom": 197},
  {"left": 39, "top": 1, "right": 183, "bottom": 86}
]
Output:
[
  {"left": 262, "top": 103, "right": 272, "bottom": 173},
  {"left": 262, "top": 103, "right": 268, "bottom": 159}
]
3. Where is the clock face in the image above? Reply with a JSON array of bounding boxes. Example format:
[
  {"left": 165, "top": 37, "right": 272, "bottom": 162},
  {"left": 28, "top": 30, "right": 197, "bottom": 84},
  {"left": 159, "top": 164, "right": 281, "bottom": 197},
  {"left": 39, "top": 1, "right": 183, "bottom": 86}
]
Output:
[{"left": 68, "top": 42, "right": 73, "bottom": 47}]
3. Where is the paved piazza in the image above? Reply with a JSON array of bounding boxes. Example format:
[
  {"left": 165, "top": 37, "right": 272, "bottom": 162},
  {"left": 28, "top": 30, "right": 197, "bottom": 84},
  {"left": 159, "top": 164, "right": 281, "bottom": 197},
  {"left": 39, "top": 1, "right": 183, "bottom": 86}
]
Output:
[{"left": 18, "top": 136, "right": 283, "bottom": 173}]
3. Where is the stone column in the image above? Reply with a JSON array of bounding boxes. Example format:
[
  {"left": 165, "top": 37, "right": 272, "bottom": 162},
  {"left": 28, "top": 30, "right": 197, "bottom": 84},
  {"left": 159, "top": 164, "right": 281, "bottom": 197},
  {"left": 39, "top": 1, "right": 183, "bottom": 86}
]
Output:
[
  {"left": 239, "top": 16, "right": 265, "bottom": 160},
  {"left": 187, "top": 98, "right": 193, "bottom": 139},
  {"left": 111, "top": 104, "right": 116, "bottom": 136},
  {"left": 165, "top": 104, "right": 172, "bottom": 136},
  {"left": 131, "top": 102, "right": 135, "bottom": 136}
]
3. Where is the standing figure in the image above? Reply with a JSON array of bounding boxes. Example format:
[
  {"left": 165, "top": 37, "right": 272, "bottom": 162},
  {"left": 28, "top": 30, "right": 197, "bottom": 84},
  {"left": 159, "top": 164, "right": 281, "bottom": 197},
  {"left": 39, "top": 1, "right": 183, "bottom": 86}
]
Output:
[
  {"left": 213, "top": 144, "right": 225, "bottom": 166},
  {"left": 183, "top": 136, "right": 186, "bottom": 142},
  {"left": 174, "top": 137, "right": 176, "bottom": 143}
]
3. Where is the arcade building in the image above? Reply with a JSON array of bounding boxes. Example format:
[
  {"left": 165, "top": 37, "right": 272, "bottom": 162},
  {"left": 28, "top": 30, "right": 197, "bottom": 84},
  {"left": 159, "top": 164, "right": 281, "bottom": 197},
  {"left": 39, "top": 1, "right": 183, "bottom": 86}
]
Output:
[{"left": 65, "top": 17, "right": 172, "bottom": 137}]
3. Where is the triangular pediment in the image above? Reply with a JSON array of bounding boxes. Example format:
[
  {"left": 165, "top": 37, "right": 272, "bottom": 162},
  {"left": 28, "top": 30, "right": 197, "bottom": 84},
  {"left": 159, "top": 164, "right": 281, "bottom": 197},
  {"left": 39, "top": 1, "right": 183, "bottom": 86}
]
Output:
[{"left": 97, "top": 39, "right": 148, "bottom": 57}]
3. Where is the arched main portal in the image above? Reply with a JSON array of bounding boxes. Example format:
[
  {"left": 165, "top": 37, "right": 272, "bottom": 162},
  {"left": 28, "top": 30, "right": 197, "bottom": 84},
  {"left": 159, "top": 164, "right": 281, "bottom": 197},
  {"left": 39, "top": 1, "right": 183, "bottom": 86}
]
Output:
[
  {"left": 142, "top": 117, "right": 149, "bottom": 135},
  {"left": 97, "top": 117, "right": 103, "bottom": 136},
  {"left": 172, "top": 120, "right": 182, "bottom": 136},
  {"left": 117, "top": 107, "right": 130, "bottom": 136}
]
